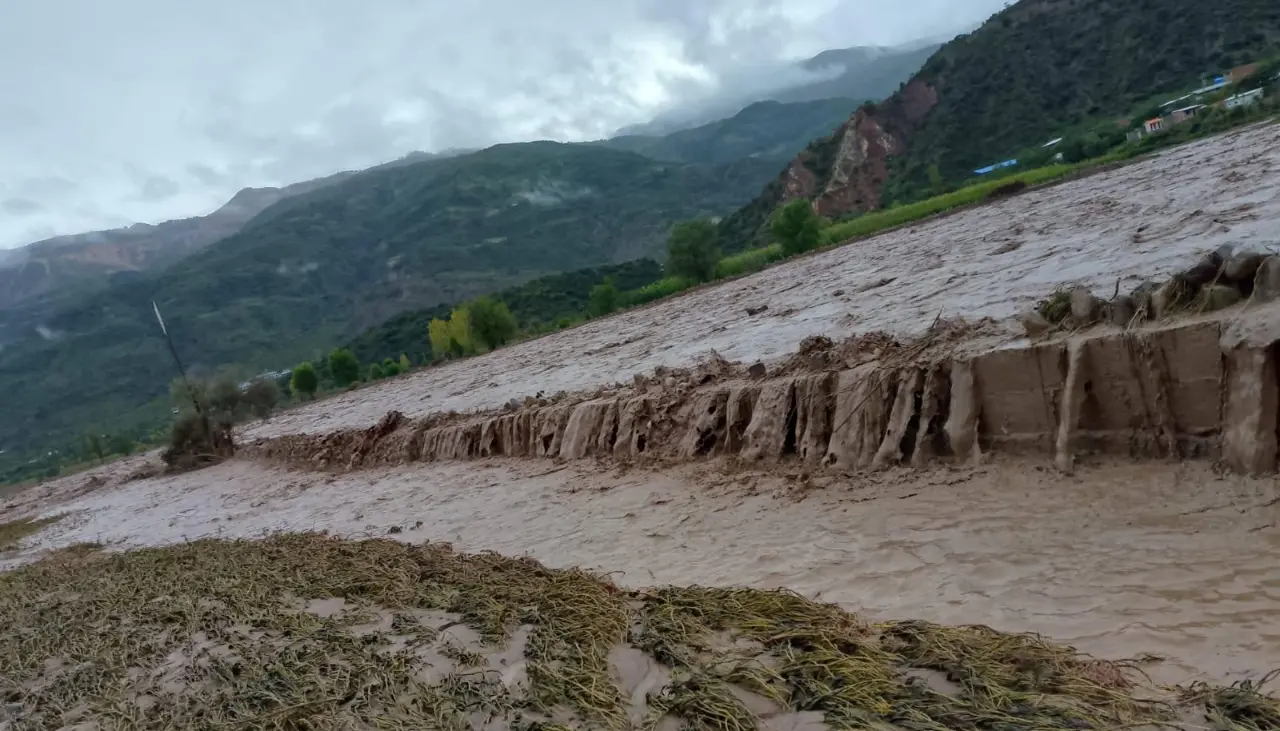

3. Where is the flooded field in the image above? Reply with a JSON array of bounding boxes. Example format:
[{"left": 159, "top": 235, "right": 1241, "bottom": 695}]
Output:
[
  {"left": 244, "top": 123, "right": 1280, "bottom": 440},
  {"left": 7, "top": 454, "right": 1280, "bottom": 686},
  {"left": 4, "top": 124, "right": 1280, "bottom": 711}
]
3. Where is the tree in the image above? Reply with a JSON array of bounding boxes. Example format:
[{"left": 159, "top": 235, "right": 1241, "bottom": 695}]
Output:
[
  {"left": 84, "top": 433, "right": 106, "bottom": 464},
  {"left": 666, "top": 219, "right": 721, "bottom": 283},
  {"left": 468, "top": 296, "right": 518, "bottom": 351},
  {"left": 370, "top": 363, "right": 385, "bottom": 380},
  {"left": 429, "top": 309, "right": 477, "bottom": 360},
  {"left": 107, "top": 433, "right": 135, "bottom": 456},
  {"left": 382, "top": 358, "right": 402, "bottom": 377},
  {"left": 448, "top": 307, "right": 473, "bottom": 356},
  {"left": 328, "top": 348, "right": 360, "bottom": 387},
  {"left": 428, "top": 318, "right": 452, "bottom": 361},
  {"left": 399, "top": 353, "right": 412, "bottom": 371},
  {"left": 771, "top": 199, "right": 822, "bottom": 256},
  {"left": 291, "top": 362, "right": 319, "bottom": 400},
  {"left": 589, "top": 277, "right": 619, "bottom": 317},
  {"left": 242, "top": 379, "right": 281, "bottom": 419}
]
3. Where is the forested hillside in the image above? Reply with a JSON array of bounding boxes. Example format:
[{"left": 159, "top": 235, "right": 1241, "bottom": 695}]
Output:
[
  {"left": 0, "top": 144, "right": 774, "bottom": 469},
  {"left": 719, "top": 0, "right": 1280, "bottom": 247},
  {"left": 880, "top": 0, "right": 1280, "bottom": 200}
]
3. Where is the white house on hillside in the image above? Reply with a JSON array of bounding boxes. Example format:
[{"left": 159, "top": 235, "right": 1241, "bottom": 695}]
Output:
[{"left": 1224, "top": 88, "right": 1265, "bottom": 109}]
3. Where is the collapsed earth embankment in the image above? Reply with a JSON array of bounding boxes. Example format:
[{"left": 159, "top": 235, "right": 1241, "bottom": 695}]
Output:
[{"left": 248, "top": 300, "right": 1280, "bottom": 478}]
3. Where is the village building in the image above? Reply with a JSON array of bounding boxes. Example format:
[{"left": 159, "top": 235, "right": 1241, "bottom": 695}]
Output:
[
  {"left": 1170, "top": 104, "right": 1206, "bottom": 124},
  {"left": 1224, "top": 88, "right": 1265, "bottom": 109}
]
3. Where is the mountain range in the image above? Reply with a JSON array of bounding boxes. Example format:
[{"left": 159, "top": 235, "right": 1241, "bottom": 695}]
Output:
[
  {"left": 0, "top": 40, "right": 940, "bottom": 325},
  {"left": 0, "top": 144, "right": 780, "bottom": 466}
]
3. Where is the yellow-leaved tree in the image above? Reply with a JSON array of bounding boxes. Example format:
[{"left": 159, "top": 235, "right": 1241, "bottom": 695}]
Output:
[
  {"left": 448, "top": 307, "right": 472, "bottom": 355},
  {"left": 428, "top": 307, "right": 474, "bottom": 361},
  {"left": 428, "top": 318, "right": 452, "bottom": 361}
]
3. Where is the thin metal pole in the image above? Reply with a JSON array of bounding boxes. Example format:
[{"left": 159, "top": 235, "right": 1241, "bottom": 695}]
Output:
[{"left": 153, "top": 301, "right": 211, "bottom": 439}]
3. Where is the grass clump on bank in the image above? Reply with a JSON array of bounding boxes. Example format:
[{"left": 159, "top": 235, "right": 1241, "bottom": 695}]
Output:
[{"left": 1, "top": 535, "right": 1274, "bottom": 730}]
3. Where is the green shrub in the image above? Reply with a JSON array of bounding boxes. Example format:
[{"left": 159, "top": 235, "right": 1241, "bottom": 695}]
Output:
[
  {"left": 242, "top": 379, "right": 281, "bottom": 419},
  {"left": 467, "top": 296, "right": 518, "bottom": 351},
  {"left": 771, "top": 199, "right": 822, "bottom": 255},
  {"left": 665, "top": 219, "right": 721, "bottom": 283},
  {"left": 83, "top": 434, "right": 105, "bottom": 463},
  {"left": 621, "top": 276, "right": 696, "bottom": 308},
  {"left": 589, "top": 277, "right": 619, "bottom": 317},
  {"left": 328, "top": 348, "right": 360, "bottom": 387},
  {"left": 370, "top": 363, "right": 385, "bottom": 380},
  {"left": 715, "top": 244, "right": 786, "bottom": 279},
  {"left": 160, "top": 370, "right": 279, "bottom": 472},
  {"left": 291, "top": 363, "right": 319, "bottom": 400},
  {"left": 105, "top": 433, "right": 135, "bottom": 456}
]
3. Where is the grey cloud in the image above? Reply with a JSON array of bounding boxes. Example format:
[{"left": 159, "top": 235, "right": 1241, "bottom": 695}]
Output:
[
  {"left": 0, "top": 0, "right": 1007, "bottom": 249},
  {"left": 137, "top": 176, "right": 181, "bottom": 202},
  {"left": 186, "top": 164, "right": 227, "bottom": 186},
  {"left": 15, "top": 177, "right": 78, "bottom": 198},
  {"left": 1, "top": 198, "right": 43, "bottom": 215},
  {"left": 35, "top": 325, "right": 62, "bottom": 341}
]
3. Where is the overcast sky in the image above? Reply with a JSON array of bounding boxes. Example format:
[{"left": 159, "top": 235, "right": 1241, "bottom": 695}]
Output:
[{"left": 0, "top": 0, "right": 1004, "bottom": 249}]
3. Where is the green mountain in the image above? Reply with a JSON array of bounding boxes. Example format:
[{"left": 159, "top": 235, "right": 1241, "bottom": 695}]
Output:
[
  {"left": 0, "top": 179, "right": 350, "bottom": 344},
  {"left": 0, "top": 144, "right": 776, "bottom": 469},
  {"left": 720, "top": 0, "right": 1280, "bottom": 246},
  {"left": 0, "top": 151, "right": 478, "bottom": 349},
  {"left": 600, "top": 98, "right": 857, "bottom": 164}
]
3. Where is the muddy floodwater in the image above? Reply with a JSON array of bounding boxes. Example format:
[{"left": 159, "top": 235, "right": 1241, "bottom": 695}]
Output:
[
  {"left": 8, "top": 455, "right": 1280, "bottom": 686},
  {"left": 4, "top": 124, "right": 1280, "bottom": 698},
  {"left": 244, "top": 123, "right": 1280, "bottom": 440}
]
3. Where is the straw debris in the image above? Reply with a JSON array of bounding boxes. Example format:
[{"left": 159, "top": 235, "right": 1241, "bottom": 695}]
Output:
[{"left": 0, "top": 535, "right": 1273, "bottom": 730}]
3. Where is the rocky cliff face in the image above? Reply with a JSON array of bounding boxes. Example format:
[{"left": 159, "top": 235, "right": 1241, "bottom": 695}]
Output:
[
  {"left": 718, "top": 79, "right": 937, "bottom": 248},
  {"left": 784, "top": 79, "right": 938, "bottom": 217}
]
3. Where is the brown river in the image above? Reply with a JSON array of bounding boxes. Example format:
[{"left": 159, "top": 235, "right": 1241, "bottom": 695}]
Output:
[{"left": 6, "top": 453, "right": 1279, "bottom": 686}]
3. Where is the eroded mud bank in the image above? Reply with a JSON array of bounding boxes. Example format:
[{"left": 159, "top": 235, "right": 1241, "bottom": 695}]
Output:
[{"left": 248, "top": 309, "right": 1280, "bottom": 476}]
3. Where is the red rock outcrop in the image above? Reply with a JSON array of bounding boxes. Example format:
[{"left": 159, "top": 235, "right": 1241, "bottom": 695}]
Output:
[{"left": 775, "top": 79, "right": 939, "bottom": 219}]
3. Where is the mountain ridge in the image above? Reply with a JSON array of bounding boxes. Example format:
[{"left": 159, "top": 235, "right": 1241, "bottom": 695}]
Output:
[{"left": 0, "top": 174, "right": 355, "bottom": 336}]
